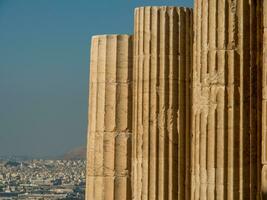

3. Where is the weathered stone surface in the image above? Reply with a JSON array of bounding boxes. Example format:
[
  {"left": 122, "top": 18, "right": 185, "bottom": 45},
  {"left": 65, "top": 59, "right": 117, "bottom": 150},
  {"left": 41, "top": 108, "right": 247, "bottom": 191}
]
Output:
[
  {"left": 132, "top": 6, "right": 193, "bottom": 200},
  {"left": 192, "top": 0, "right": 263, "bottom": 199},
  {"left": 86, "top": 35, "right": 133, "bottom": 200},
  {"left": 85, "top": 2, "right": 266, "bottom": 199}
]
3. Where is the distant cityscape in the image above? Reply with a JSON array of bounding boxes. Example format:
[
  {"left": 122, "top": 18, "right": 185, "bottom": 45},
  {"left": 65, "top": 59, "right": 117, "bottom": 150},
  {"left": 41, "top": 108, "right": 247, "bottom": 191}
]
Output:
[{"left": 0, "top": 158, "right": 86, "bottom": 200}]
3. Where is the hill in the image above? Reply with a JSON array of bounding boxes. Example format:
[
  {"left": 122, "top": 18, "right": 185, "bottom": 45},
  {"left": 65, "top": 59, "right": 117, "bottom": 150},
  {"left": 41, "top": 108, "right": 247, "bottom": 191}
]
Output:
[{"left": 62, "top": 146, "right": 86, "bottom": 160}]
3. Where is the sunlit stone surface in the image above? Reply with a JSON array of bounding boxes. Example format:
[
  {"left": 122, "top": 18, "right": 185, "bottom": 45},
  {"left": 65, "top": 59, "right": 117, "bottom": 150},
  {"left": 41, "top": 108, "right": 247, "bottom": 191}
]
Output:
[
  {"left": 85, "top": 2, "right": 266, "bottom": 199},
  {"left": 132, "top": 6, "right": 192, "bottom": 200},
  {"left": 86, "top": 35, "right": 133, "bottom": 200},
  {"left": 192, "top": 0, "right": 263, "bottom": 199}
]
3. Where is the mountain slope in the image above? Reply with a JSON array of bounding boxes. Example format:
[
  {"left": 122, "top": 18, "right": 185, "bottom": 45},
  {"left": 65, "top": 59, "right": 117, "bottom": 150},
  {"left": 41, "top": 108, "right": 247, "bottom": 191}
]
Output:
[{"left": 62, "top": 146, "right": 86, "bottom": 160}]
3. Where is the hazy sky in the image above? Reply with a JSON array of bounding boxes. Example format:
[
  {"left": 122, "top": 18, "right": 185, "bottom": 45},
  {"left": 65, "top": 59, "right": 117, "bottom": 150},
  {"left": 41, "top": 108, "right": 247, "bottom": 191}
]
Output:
[{"left": 0, "top": 0, "right": 193, "bottom": 157}]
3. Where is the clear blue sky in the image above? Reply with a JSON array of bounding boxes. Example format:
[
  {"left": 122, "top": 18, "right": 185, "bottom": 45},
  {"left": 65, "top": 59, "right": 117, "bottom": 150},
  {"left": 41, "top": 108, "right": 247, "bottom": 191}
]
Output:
[{"left": 0, "top": 0, "right": 193, "bottom": 157}]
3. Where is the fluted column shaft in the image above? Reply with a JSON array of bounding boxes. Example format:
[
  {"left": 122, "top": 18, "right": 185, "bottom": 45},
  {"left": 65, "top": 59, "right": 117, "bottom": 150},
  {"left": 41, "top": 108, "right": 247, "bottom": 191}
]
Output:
[
  {"left": 192, "top": 0, "right": 262, "bottom": 199},
  {"left": 86, "top": 35, "right": 133, "bottom": 200},
  {"left": 132, "top": 6, "right": 193, "bottom": 200}
]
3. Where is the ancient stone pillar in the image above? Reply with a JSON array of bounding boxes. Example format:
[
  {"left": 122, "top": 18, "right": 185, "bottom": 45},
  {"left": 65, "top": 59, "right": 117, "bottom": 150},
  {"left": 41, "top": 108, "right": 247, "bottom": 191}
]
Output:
[
  {"left": 192, "top": 0, "right": 262, "bottom": 199},
  {"left": 86, "top": 35, "right": 133, "bottom": 200},
  {"left": 262, "top": 0, "right": 267, "bottom": 199},
  {"left": 132, "top": 6, "right": 193, "bottom": 200}
]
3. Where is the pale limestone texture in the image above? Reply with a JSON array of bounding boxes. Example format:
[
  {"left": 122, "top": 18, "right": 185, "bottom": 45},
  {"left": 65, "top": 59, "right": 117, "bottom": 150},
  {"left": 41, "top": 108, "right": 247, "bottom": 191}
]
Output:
[
  {"left": 132, "top": 6, "right": 192, "bottom": 200},
  {"left": 86, "top": 35, "right": 133, "bottom": 200},
  {"left": 85, "top": 2, "right": 267, "bottom": 200},
  {"left": 192, "top": 0, "right": 263, "bottom": 199}
]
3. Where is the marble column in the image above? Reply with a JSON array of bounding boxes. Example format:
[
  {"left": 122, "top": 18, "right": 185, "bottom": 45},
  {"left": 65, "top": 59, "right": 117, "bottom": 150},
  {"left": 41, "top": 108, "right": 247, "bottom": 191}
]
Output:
[
  {"left": 132, "top": 6, "right": 193, "bottom": 200},
  {"left": 192, "top": 0, "right": 262, "bottom": 199},
  {"left": 86, "top": 35, "right": 133, "bottom": 200}
]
